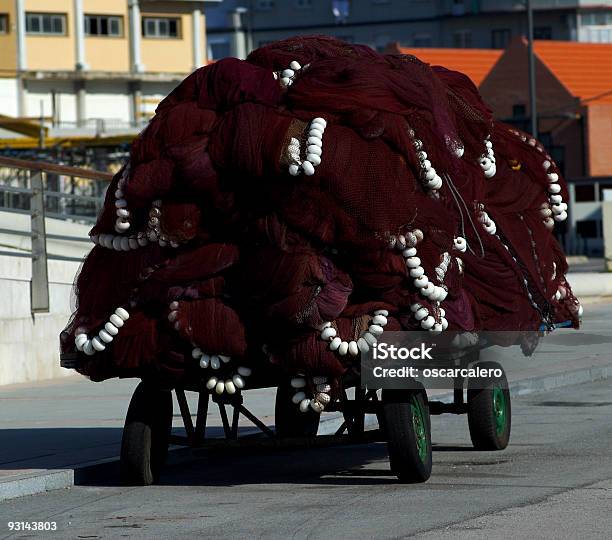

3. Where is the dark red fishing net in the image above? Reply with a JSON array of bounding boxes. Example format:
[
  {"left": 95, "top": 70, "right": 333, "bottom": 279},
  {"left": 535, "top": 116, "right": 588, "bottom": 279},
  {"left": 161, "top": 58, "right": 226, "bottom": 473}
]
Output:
[{"left": 60, "top": 36, "right": 580, "bottom": 385}]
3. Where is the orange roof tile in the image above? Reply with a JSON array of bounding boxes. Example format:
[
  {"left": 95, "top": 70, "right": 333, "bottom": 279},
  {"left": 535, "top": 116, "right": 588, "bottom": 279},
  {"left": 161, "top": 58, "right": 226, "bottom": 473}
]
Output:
[
  {"left": 532, "top": 40, "right": 612, "bottom": 104},
  {"left": 392, "top": 45, "right": 503, "bottom": 86}
]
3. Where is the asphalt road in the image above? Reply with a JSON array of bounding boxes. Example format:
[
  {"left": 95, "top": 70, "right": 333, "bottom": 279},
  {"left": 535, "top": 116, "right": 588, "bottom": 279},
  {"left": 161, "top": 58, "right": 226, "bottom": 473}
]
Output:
[{"left": 1, "top": 377, "right": 612, "bottom": 539}]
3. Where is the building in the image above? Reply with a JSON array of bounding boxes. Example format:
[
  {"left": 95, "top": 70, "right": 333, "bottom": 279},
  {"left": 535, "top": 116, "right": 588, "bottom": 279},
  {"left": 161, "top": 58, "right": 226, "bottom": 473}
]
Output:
[
  {"left": 479, "top": 38, "right": 612, "bottom": 256},
  {"left": 205, "top": 0, "right": 612, "bottom": 60},
  {"left": 0, "top": 0, "right": 219, "bottom": 134},
  {"left": 205, "top": 0, "right": 248, "bottom": 59},
  {"left": 391, "top": 38, "right": 612, "bottom": 256}
]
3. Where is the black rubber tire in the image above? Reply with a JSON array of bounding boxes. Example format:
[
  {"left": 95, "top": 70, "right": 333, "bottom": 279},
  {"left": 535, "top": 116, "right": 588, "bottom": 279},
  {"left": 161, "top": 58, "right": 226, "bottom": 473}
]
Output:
[
  {"left": 120, "top": 381, "right": 173, "bottom": 485},
  {"left": 274, "top": 383, "right": 320, "bottom": 437},
  {"left": 467, "top": 361, "right": 511, "bottom": 450},
  {"left": 381, "top": 389, "right": 432, "bottom": 483}
]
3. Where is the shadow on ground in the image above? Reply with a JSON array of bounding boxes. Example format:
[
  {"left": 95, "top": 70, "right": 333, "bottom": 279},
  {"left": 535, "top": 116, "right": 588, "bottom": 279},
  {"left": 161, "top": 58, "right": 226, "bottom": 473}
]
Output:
[{"left": 2, "top": 427, "right": 522, "bottom": 489}]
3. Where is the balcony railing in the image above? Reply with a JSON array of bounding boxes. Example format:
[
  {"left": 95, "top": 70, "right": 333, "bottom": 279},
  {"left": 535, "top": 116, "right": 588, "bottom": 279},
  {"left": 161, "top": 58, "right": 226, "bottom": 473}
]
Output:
[{"left": 0, "top": 156, "right": 112, "bottom": 313}]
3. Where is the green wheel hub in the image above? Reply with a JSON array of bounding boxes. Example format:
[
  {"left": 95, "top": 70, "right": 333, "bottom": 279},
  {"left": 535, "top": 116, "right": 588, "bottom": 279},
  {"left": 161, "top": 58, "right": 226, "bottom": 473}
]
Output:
[
  {"left": 410, "top": 395, "right": 428, "bottom": 462},
  {"left": 492, "top": 386, "right": 507, "bottom": 436}
]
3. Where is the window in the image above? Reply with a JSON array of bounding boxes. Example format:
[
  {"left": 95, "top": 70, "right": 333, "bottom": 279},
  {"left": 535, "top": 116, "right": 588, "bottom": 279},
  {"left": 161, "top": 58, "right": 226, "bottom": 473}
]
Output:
[
  {"left": 256, "top": 0, "right": 275, "bottom": 10},
  {"left": 26, "top": 13, "right": 66, "bottom": 35},
  {"left": 581, "top": 12, "right": 611, "bottom": 26},
  {"left": 295, "top": 0, "right": 312, "bottom": 8},
  {"left": 491, "top": 28, "right": 511, "bottom": 49},
  {"left": 599, "top": 184, "right": 612, "bottom": 201},
  {"left": 453, "top": 30, "right": 472, "bottom": 48},
  {"left": 534, "top": 26, "right": 552, "bottom": 39},
  {"left": 576, "top": 220, "right": 598, "bottom": 238},
  {"left": 512, "top": 104, "right": 526, "bottom": 118},
  {"left": 85, "top": 15, "right": 122, "bottom": 37},
  {"left": 574, "top": 185, "right": 595, "bottom": 202},
  {"left": 142, "top": 17, "right": 179, "bottom": 38},
  {"left": 0, "top": 14, "right": 8, "bottom": 34}
]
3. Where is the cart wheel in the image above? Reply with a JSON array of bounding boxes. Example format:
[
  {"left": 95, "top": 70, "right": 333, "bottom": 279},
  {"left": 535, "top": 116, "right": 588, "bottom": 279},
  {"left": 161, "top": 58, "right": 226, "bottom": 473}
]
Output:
[
  {"left": 381, "top": 388, "right": 432, "bottom": 483},
  {"left": 120, "top": 381, "right": 173, "bottom": 485},
  {"left": 467, "top": 361, "right": 511, "bottom": 450},
  {"left": 274, "top": 384, "right": 320, "bottom": 437}
]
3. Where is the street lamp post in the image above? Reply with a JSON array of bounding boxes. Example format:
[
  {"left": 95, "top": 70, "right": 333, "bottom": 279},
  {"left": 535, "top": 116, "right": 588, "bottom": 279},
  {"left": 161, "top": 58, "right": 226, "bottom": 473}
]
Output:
[{"left": 527, "top": 0, "right": 538, "bottom": 137}]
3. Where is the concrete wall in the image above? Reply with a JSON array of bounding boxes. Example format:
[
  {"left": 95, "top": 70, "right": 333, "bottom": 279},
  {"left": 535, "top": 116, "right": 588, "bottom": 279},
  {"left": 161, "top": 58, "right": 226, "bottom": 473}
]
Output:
[
  {"left": 604, "top": 201, "right": 612, "bottom": 271},
  {"left": 570, "top": 272, "right": 612, "bottom": 296},
  {"left": 0, "top": 78, "right": 19, "bottom": 117},
  {"left": 84, "top": 0, "right": 130, "bottom": 72},
  {"left": 0, "top": 210, "right": 93, "bottom": 259},
  {"left": 0, "top": 211, "right": 92, "bottom": 385},
  {"left": 84, "top": 80, "right": 131, "bottom": 124},
  {"left": 140, "top": 1, "right": 199, "bottom": 74},
  {"left": 25, "top": 0, "right": 76, "bottom": 71},
  {"left": 0, "top": 255, "right": 79, "bottom": 385},
  {"left": 25, "top": 79, "right": 77, "bottom": 124},
  {"left": 0, "top": 0, "right": 18, "bottom": 74}
]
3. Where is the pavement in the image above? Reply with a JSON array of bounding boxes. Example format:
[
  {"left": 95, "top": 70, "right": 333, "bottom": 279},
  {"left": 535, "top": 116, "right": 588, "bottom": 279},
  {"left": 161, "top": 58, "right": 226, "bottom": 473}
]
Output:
[
  {"left": 1, "top": 300, "right": 612, "bottom": 507},
  {"left": 416, "top": 477, "right": 612, "bottom": 539},
  {"left": 1, "top": 371, "right": 612, "bottom": 538},
  {"left": 0, "top": 378, "right": 279, "bottom": 501},
  {"left": 0, "top": 376, "right": 358, "bottom": 502}
]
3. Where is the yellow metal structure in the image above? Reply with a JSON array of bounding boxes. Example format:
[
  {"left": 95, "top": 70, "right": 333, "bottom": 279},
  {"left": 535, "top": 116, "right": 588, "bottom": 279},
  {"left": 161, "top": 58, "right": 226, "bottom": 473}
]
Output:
[
  {"left": 0, "top": 133, "right": 136, "bottom": 149},
  {"left": 0, "top": 114, "right": 48, "bottom": 139}
]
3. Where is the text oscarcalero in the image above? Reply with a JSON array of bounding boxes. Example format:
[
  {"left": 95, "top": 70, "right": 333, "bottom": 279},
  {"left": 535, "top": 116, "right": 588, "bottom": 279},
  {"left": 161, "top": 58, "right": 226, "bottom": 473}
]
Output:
[{"left": 371, "top": 366, "right": 503, "bottom": 379}]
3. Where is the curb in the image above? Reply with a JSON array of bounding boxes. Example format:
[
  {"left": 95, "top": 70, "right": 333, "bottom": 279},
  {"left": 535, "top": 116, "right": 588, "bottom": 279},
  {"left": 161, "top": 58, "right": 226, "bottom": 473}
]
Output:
[
  {"left": 3, "top": 361, "right": 612, "bottom": 501},
  {"left": 509, "top": 363, "right": 612, "bottom": 397},
  {"left": 568, "top": 272, "right": 612, "bottom": 297},
  {"left": 0, "top": 470, "right": 73, "bottom": 502},
  {"left": 566, "top": 255, "right": 588, "bottom": 264}
]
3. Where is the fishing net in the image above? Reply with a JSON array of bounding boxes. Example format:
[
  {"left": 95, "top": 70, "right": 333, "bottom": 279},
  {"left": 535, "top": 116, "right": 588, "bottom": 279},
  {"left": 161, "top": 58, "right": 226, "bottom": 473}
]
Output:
[{"left": 60, "top": 36, "right": 580, "bottom": 386}]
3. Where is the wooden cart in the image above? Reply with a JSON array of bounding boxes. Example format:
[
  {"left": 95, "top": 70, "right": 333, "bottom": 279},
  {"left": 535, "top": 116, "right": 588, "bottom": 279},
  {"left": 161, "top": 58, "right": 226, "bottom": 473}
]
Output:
[{"left": 61, "top": 353, "right": 511, "bottom": 485}]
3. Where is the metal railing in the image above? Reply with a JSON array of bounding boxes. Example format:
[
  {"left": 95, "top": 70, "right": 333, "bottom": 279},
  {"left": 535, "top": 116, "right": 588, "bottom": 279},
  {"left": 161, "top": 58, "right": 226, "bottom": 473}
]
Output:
[
  {"left": 0, "top": 156, "right": 112, "bottom": 313},
  {"left": 0, "top": 156, "right": 113, "bottom": 222}
]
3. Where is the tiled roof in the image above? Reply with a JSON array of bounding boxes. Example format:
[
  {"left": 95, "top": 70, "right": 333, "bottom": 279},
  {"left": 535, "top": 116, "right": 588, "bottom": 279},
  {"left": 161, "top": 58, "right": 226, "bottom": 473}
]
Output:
[
  {"left": 532, "top": 40, "right": 612, "bottom": 104},
  {"left": 388, "top": 44, "right": 503, "bottom": 86}
]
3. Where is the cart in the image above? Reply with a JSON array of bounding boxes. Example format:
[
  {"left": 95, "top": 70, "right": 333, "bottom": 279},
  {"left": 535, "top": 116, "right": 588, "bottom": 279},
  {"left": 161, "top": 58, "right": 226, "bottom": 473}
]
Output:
[{"left": 61, "top": 351, "right": 511, "bottom": 485}]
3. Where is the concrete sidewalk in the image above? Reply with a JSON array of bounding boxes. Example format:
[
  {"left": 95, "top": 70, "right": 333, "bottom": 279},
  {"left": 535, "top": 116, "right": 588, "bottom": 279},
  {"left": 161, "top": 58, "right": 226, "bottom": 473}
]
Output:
[
  {"left": 0, "top": 377, "right": 282, "bottom": 501},
  {"left": 569, "top": 272, "right": 612, "bottom": 297},
  {"left": 2, "top": 301, "right": 612, "bottom": 502}
]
